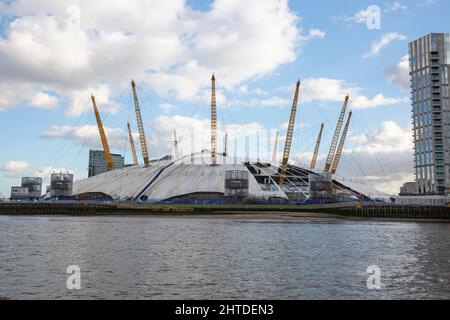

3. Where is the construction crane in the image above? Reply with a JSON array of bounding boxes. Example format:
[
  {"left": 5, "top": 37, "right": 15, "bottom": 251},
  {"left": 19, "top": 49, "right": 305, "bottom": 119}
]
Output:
[
  {"left": 91, "top": 95, "right": 113, "bottom": 171},
  {"left": 324, "top": 95, "right": 349, "bottom": 173},
  {"left": 223, "top": 133, "right": 228, "bottom": 156},
  {"left": 272, "top": 130, "right": 279, "bottom": 164},
  {"left": 279, "top": 80, "right": 300, "bottom": 185},
  {"left": 310, "top": 123, "right": 324, "bottom": 170},
  {"left": 210, "top": 73, "right": 217, "bottom": 165},
  {"left": 173, "top": 129, "right": 179, "bottom": 159},
  {"left": 131, "top": 80, "right": 150, "bottom": 167},
  {"left": 331, "top": 111, "right": 352, "bottom": 175},
  {"left": 127, "top": 122, "right": 138, "bottom": 166}
]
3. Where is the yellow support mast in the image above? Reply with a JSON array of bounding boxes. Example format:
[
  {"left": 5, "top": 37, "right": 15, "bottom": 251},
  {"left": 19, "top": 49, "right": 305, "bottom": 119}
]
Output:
[
  {"left": 331, "top": 111, "right": 352, "bottom": 175},
  {"left": 127, "top": 122, "right": 138, "bottom": 166},
  {"left": 91, "top": 95, "right": 114, "bottom": 171},
  {"left": 310, "top": 123, "right": 324, "bottom": 170},
  {"left": 324, "top": 95, "right": 349, "bottom": 173},
  {"left": 131, "top": 80, "right": 150, "bottom": 167},
  {"left": 279, "top": 80, "right": 300, "bottom": 185}
]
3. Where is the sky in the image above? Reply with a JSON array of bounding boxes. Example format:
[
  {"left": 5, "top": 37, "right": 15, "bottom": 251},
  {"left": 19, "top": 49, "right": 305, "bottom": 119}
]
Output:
[{"left": 0, "top": 0, "right": 448, "bottom": 197}]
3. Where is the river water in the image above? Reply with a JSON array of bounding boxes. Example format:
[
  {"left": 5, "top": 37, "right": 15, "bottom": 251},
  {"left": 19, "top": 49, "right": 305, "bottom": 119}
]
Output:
[{"left": 0, "top": 215, "right": 449, "bottom": 300}]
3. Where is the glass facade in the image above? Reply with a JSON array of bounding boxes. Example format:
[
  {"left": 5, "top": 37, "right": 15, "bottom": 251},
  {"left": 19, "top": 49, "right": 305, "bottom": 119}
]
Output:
[
  {"left": 410, "top": 33, "right": 450, "bottom": 194},
  {"left": 88, "top": 150, "right": 125, "bottom": 177}
]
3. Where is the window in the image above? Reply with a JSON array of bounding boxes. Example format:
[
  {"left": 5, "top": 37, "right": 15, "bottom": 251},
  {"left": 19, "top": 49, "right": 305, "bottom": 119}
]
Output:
[
  {"left": 444, "top": 34, "right": 450, "bottom": 63},
  {"left": 431, "top": 35, "right": 439, "bottom": 51}
]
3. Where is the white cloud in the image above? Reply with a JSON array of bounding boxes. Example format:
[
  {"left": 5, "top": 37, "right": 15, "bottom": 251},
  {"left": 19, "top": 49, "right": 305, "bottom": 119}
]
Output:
[
  {"left": 308, "top": 29, "right": 326, "bottom": 39},
  {"left": 159, "top": 103, "right": 177, "bottom": 114},
  {"left": 148, "top": 115, "right": 265, "bottom": 157},
  {"left": 0, "top": 0, "right": 306, "bottom": 112},
  {"left": 0, "top": 161, "right": 70, "bottom": 183},
  {"left": 299, "top": 28, "right": 326, "bottom": 41},
  {"left": 339, "top": 3, "right": 406, "bottom": 25},
  {"left": 238, "top": 85, "right": 249, "bottom": 94},
  {"left": 417, "top": 0, "right": 436, "bottom": 7},
  {"left": 256, "top": 97, "right": 290, "bottom": 108},
  {"left": 65, "top": 83, "right": 121, "bottom": 116},
  {"left": 353, "top": 10, "right": 370, "bottom": 23},
  {"left": 336, "top": 9, "right": 369, "bottom": 24},
  {"left": 297, "top": 77, "right": 406, "bottom": 109},
  {"left": 254, "top": 88, "right": 269, "bottom": 95},
  {"left": 351, "top": 94, "right": 408, "bottom": 110},
  {"left": 225, "top": 96, "right": 290, "bottom": 108},
  {"left": 350, "top": 121, "right": 412, "bottom": 152},
  {"left": 237, "top": 86, "right": 268, "bottom": 96},
  {"left": 30, "top": 91, "right": 58, "bottom": 109},
  {"left": 385, "top": 1, "right": 408, "bottom": 12},
  {"left": 363, "top": 172, "right": 414, "bottom": 195},
  {"left": 338, "top": 121, "right": 414, "bottom": 194},
  {"left": 384, "top": 55, "right": 410, "bottom": 89},
  {"left": 0, "top": 82, "right": 58, "bottom": 111},
  {"left": 363, "top": 33, "right": 407, "bottom": 59},
  {"left": 41, "top": 124, "right": 128, "bottom": 150},
  {"left": 0, "top": 161, "right": 30, "bottom": 177},
  {"left": 40, "top": 116, "right": 266, "bottom": 160},
  {"left": 300, "top": 78, "right": 361, "bottom": 102}
]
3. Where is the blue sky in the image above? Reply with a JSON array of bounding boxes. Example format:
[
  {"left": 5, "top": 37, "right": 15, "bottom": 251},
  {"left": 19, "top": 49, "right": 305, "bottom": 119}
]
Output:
[{"left": 0, "top": 0, "right": 448, "bottom": 196}]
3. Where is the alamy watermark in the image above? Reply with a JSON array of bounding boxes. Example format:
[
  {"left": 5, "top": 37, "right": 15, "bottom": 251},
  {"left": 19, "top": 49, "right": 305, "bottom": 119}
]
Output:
[
  {"left": 66, "top": 5, "right": 81, "bottom": 31},
  {"left": 66, "top": 265, "right": 81, "bottom": 290},
  {"left": 366, "top": 265, "right": 382, "bottom": 290},
  {"left": 366, "top": 5, "right": 381, "bottom": 30}
]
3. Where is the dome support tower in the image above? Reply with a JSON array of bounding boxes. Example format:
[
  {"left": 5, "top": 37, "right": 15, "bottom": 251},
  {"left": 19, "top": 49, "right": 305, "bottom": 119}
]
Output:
[
  {"left": 131, "top": 80, "right": 150, "bottom": 167},
  {"left": 279, "top": 80, "right": 300, "bottom": 185},
  {"left": 324, "top": 95, "right": 349, "bottom": 173},
  {"left": 210, "top": 74, "right": 217, "bottom": 165}
]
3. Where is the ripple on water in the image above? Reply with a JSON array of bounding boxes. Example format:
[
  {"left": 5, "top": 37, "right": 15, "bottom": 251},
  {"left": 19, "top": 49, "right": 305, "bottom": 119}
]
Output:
[{"left": 0, "top": 216, "right": 449, "bottom": 299}]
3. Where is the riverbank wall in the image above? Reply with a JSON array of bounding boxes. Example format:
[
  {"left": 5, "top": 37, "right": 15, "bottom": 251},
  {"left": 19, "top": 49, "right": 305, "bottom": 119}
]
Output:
[{"left": 0, "top": 202, "right": 449, "bottom": 219}]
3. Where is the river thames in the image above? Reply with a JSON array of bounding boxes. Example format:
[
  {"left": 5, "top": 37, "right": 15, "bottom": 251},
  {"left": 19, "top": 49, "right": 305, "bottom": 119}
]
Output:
[{"left": 0, "top": 215, "right": 449, "bottom": 299}]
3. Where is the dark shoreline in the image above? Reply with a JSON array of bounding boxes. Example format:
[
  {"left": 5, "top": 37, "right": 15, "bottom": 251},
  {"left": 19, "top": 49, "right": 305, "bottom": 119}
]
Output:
[
  {"left": 2, "top": 212, "right": 450, "bottom": 224},
  {"left": 0, "top": 202, "right": 450, "bottom": 222}
]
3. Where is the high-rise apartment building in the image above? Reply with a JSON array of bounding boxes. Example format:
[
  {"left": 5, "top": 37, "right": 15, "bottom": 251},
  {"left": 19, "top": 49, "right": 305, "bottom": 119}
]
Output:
[
  {"left": 88, "top": 150, "right": 125, "bottom": 177},
  {"left": 409, "top": 33, "right": 450, "bottom": 194}
]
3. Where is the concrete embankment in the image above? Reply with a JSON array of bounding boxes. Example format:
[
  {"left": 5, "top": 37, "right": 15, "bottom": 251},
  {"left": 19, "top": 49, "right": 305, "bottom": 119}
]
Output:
[
  {"left": 0, "top": 203, "right": 314, "bottom": 216},
  {"left": 0, "top": 202, "right": 449, "bottom": 221},
  {"left": 301, "top": 204, "right": 450, "bottom": 220}
]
